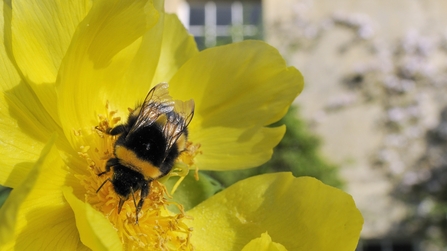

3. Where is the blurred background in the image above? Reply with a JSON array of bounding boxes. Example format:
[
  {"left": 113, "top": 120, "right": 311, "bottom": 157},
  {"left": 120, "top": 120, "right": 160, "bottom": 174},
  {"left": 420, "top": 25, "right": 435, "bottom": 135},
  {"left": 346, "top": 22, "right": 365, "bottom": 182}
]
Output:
[
  {"left": 164, "top": 1, "right": 447, "bottom": 251},
  {"left": 1, "top": 1, "right": 447, "bottom": 251}
]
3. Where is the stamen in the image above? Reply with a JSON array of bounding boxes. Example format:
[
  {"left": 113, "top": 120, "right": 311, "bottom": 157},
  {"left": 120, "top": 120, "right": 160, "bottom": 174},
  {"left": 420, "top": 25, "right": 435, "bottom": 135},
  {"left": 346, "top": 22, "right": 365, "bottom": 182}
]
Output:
[{"left": 170, "top": 176, "right": 186, "bottom": 195}]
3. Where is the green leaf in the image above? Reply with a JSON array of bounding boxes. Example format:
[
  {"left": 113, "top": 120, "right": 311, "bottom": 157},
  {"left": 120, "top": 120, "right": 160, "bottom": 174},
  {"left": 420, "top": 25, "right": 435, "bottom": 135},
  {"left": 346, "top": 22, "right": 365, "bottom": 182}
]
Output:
[{"left": 164, "top": 171, "right": 223, "bottom": 212}]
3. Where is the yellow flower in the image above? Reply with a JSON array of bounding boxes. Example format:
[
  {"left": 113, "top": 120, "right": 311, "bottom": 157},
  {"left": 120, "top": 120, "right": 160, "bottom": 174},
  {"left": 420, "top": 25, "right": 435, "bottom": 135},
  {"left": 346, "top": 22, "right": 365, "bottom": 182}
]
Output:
[{"left": 0, "top": 0, "right": 363, "bottom": 250}]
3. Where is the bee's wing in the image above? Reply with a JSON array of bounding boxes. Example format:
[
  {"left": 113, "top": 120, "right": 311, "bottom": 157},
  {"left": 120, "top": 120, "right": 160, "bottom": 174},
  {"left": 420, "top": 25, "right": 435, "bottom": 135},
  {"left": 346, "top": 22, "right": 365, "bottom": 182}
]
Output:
[
  {"left": 129, "top": 83, "right": 175, "bottom": 135},
  {"left": 163, "top": 99, "right": 195, "bottom": 151}
]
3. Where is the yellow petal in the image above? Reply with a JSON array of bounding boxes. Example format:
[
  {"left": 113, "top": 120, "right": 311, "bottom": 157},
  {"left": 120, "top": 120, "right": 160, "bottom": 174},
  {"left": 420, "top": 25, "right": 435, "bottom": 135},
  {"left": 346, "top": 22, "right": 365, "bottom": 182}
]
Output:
[
  {"left": 0, "top": 1, "right": 20, "bottom": 91},
  {"left": 0, "top": 82, "right": 82, "bottom": 187},
  {"left": 0, "top": 1, "right": 81, "bottom": 187},
  {"left": 169, "top": 40, "right": 303, "bottom": 128},
  {"left": 8, "top": 0, "right": 91, "bottom": 123},
  {"left": 188, "top": 173, "right": 363, "bottom": 251},
  {"left": 0, "top": 136, "right": 85, "bottom": 250},
  {"left": 242, "top": 233, "right": 287, "bottom": 251},
  {"left": 95, "top": 10, "right": 193, "bottom": 131},
  {"left": 110, "top": 10, "right": 197, "bottom": 135},
  {"left": 63, "top": 187, "right": 122, "bottom": 251},
  {"left": 149, "top": 13, "right": 198, "bottom": 85},
  {"left": 192, "top": 126, "right": 285, "bottom": 170},
  {"left": 57, "top": 0, "right": 159, "bottom": 147},
  {"left": 0, "top": 1, "right": 39, "bottom": 187},
  {"left": 0, "top": 82, "right": 79, "bottom": 188},
  {"left": 92, "top": 8, "right": 196, "bottom": 120},
  {"left": 0, "top": 78, "right": 73, "bottom": 189},
  {"left": 11, "top": 0, "right": 91, "bottom": 84},
  {"left": 168, "top": 41, "right": 302, "bottom": 170},
  {"left": 124, "top": 8, "right": 198, "bottom": 88}
]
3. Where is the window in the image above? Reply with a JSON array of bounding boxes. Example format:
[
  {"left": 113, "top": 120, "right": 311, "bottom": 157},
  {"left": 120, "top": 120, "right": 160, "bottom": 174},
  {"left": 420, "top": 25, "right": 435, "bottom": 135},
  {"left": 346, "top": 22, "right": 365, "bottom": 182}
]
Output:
[{"left": 177, "top": 1, "right": 263, "bottom": 50}]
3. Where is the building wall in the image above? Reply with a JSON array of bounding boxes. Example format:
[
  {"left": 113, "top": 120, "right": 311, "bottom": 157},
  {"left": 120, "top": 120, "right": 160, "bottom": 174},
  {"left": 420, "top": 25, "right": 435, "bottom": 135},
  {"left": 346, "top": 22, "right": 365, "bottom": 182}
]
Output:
[{"left": 264, "top": 0, "right": 447, "bottom": 242}]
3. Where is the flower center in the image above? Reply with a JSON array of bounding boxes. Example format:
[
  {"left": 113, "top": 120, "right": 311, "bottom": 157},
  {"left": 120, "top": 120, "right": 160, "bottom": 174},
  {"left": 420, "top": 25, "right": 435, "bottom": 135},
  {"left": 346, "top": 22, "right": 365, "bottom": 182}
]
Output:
[{"left": 77, "top": 102, "right": 200, "bottom": 250}]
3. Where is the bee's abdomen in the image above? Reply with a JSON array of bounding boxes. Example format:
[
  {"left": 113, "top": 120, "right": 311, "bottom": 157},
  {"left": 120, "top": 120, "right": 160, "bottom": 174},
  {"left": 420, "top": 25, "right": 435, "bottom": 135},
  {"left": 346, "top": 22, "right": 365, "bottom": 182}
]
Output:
[{"left": 114, "top": 124, "right": 172, "bottom": 180}]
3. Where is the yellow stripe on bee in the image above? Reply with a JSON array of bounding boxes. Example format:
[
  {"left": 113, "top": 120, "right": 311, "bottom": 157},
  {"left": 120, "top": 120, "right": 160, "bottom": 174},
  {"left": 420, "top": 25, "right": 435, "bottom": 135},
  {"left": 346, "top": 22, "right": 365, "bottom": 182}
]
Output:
[{"left": 115, "top": 145, "right": 162, "bottom": 179}]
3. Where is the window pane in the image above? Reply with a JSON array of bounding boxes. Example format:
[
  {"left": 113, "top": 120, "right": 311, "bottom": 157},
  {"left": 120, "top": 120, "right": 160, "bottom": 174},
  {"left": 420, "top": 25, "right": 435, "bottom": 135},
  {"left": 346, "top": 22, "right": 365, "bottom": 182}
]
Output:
[
  {"left": 190, "top": 5, "right": 205, "bottom": 25},
  {"left": 216, "top": 3, "right": 232, "bottom": 25},
  {"left": 186, "top": 1, "right": 264, "bottom": 49},
  {"left": 243, "top": 3, "right": 262, "bottom": 25}
]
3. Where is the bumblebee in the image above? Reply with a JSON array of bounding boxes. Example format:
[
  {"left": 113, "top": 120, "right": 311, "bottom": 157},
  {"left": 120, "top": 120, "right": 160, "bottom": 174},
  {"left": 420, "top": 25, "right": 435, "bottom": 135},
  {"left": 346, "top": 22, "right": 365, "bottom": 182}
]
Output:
[{"left": 96, "top": 83, "right": 194, "bottom": 223}]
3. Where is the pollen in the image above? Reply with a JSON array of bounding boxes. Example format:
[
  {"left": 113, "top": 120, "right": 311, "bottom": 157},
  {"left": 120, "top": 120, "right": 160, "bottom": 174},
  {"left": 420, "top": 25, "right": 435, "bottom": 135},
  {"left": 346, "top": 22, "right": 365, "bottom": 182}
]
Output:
[{"left": 76, "top": 103, "right": 194, "bottom": 251}]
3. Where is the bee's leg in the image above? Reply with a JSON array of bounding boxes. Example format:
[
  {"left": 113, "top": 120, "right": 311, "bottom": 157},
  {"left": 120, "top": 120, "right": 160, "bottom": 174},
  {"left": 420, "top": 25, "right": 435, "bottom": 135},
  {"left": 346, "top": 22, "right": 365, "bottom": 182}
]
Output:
[
  {"left": 96, "top": 159, "right": 118, "bottom": 192},
  {"left": 134, "top": 182, "right": 150, "bottom": 225},
  {"left": 96, "top": 178, "right": 112, "bottom": 193},
  {"left": 130, "top": 187, "right": 139, "bottom": 224},
  {"left": 98, "top": 158, "right": 119, "bottom": 176},
  {"left": 117, "top": 197, "right": 126, "bottom": 214}
]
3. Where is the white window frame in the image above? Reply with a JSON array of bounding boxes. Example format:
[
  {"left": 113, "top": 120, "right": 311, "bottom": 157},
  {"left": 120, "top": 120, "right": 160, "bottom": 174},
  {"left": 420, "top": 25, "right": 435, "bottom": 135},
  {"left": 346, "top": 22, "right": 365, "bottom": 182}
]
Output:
[{"left": 178, "top": 1, "right": 260, "bottom": 48}]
